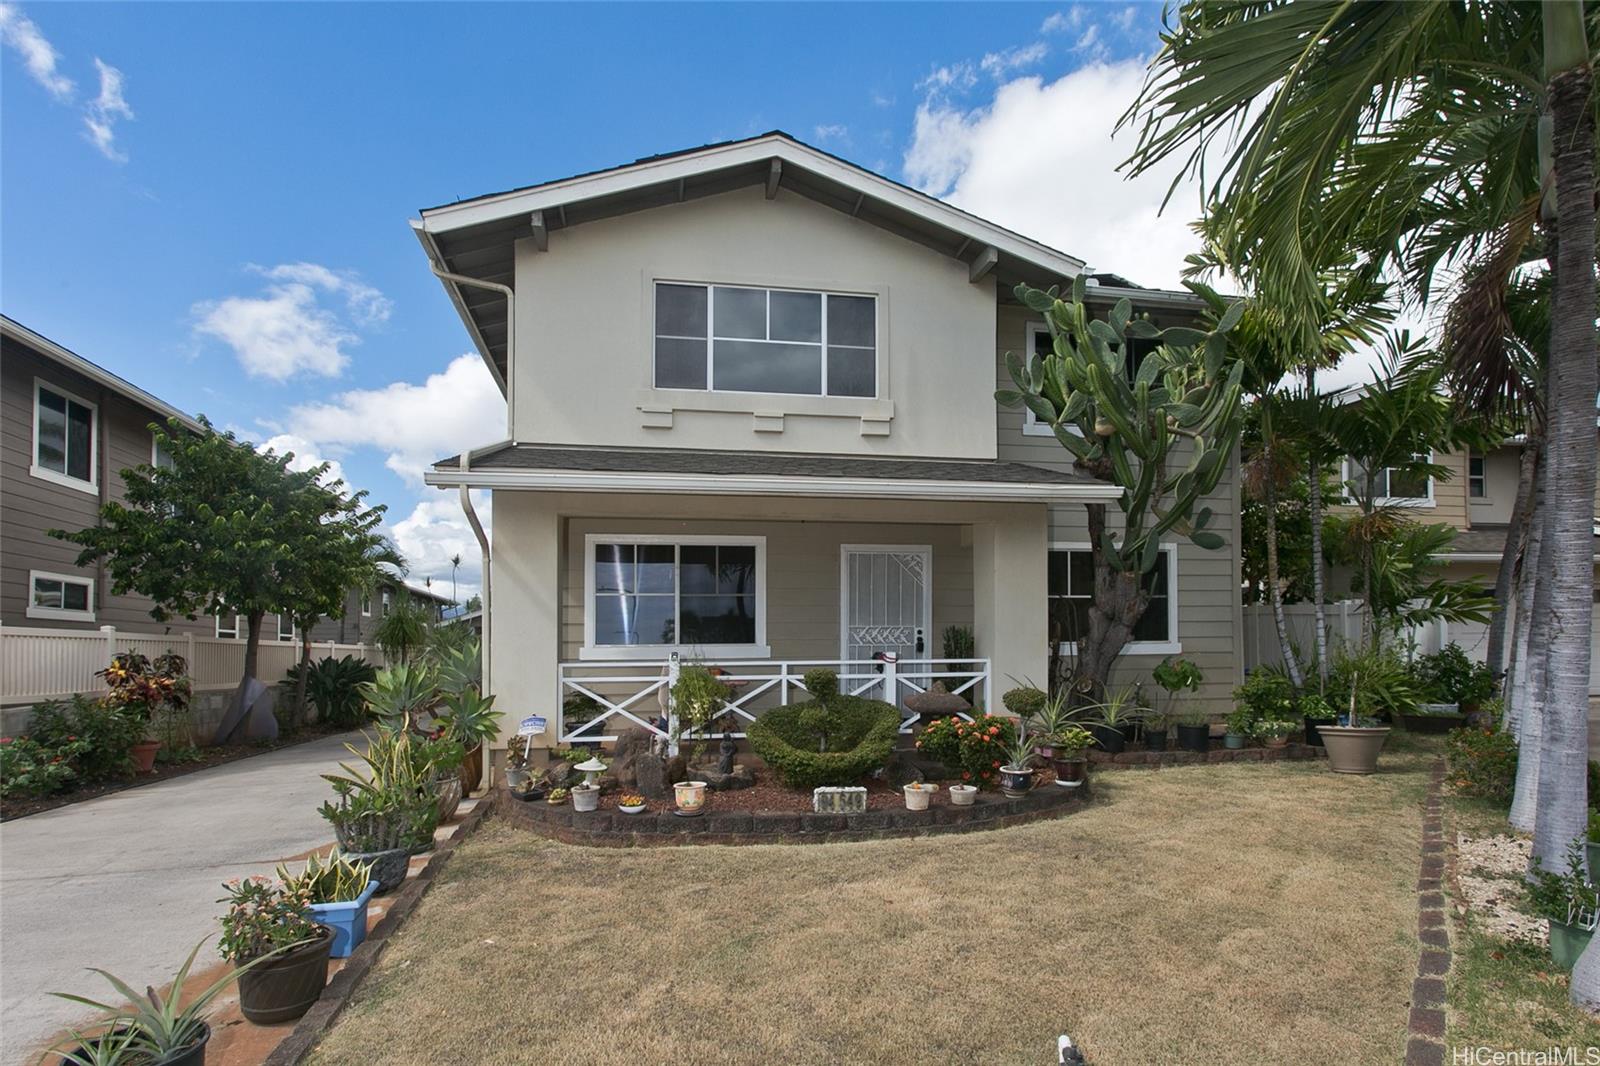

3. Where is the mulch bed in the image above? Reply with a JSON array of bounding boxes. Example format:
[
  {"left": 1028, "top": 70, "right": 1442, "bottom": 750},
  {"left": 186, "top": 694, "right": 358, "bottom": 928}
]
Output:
[{"left": 1, "top": 724, "right": 353, "bottom": 822}]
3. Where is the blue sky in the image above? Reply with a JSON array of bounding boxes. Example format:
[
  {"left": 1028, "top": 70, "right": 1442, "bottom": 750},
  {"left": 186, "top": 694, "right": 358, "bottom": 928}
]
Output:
[{"left": 3, "top": 1, "right": 1195, "bottom": 600}]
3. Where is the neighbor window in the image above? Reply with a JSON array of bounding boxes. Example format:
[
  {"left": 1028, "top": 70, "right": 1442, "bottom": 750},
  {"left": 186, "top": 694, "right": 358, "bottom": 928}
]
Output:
[
  {"left": 216, "top": 608, "right": 240, "bottom": 639},
  {"left": 653, "top": 282, "right": 876, "bottom": 397},
  {"left": 584, "top": 536, "right": 767, "bottom": 657},
  {"left": 1468, "top": 454, "right": 1486, "bottom": 498},
  {"left": 33, "top": 380, "right": 96, "bottom": 489},
  {"left": 381, "top": 589, "right": 392, "bottom": 615},
  {"left": 1021, "top": 322, "right": 1160, "bottom": 436},
  {"left": 1346, "top": 455, "right": 1433, "bottom": 504},
  {"left": 360, "top": 592, "right": 372, "bottom": 617},
  {"left": 28, "top": 571, "right": 94, "bottom": 621},
  {"left": 1047, "top": 546, "right": 1176, "bottom": 651},
  {"left": 277, "top": 614, "right": 295, "bottom": 642},
  {"left": 152, "top": 435, "right": 176, "bottom": 470}
]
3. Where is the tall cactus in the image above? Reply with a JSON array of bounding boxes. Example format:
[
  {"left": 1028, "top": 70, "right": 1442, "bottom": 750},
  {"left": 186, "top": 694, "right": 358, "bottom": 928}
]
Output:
[{"left": 997, "top": 277, "right": 1245, "bottom": 703}]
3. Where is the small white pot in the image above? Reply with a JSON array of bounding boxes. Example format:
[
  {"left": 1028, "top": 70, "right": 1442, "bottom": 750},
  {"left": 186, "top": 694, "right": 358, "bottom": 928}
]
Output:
[
  {"left": 903, "top": 783, "right": 937, "bottom": 811},
  {"left": 674, "top": 780, "right": 708, "bottom": 814},
  {"left": 948, "top": 784, "right": 977, "bottom": 807},
  {"left": 571, "top": 785, "right": 600, "bottom": 812}
]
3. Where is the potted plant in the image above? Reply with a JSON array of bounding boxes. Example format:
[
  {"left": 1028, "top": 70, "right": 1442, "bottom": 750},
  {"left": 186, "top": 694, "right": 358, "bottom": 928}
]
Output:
[
  {"left": 1049, "top": 724, "right": 1094, "bottom": 787},
  {"left": 505, "top": 737, "right": 534, "bottom": 792},
  {"left": 618, "top": 793, "right": 646, "bottom": 815},
  {"left": 997, "top": 733, "right": 1037, "bottom": 798},
  {"left": 1256, "top": 717, "right": 1297, "bottom": 749},
  {"left": 673, "top": 779, "right": 708, "bottom": 815},
  {"left": 1299, "top": 692, "right": 1338, "bottom": 747},
  {"left": 278, "top": 851, "right": 376, "bottom": 960},
  {"left": 97, "top": 652, "right": 191, "bottom": 774},
  {"left": 218, "top": 876, "right": 333, "bottom": 1025},
  {"left": 1529, "top": 841, "right": 1599, "bottom": 970},
  {"left": 435, "top": 684, "right": 500, "bottom": 795},
  {"left": 1320, "top": 671, "right": 1393, "bottom": 775},
  {"left": 1025, "top": 688, "right": 1072, "bottom": 762},
  {"left": 902, "top": 782, "right": 938, "bottom": 810},
  {"left": 1089, "top": 685, "right": 1141, "bottom": 754},
  {"left": 1143, "top": 711, "right": 1171, "bottom": 752},
  {"left": 571, "top": 782, "right": 601, "bottom": 812},
  {"left": 319, "top": 728, "right": 440, "bottom": 883},
  {"left": 546, "top": 786, "right": 569, "bottom": 806},
  {"left": 948, "top": 783, "right": 977, "bottom": 806},
  {"left": 48, "top": 938, "right": 262, "bottom": 1066},
  {"left": 1151, "top": 657, "right": 1203, "bottom": 749},
  {"left": 1223, "top": 707, "right": 1254, "bottom": 749},
  {"left": 1174, "top": 712, "right": 1211, "bottom": 753}
]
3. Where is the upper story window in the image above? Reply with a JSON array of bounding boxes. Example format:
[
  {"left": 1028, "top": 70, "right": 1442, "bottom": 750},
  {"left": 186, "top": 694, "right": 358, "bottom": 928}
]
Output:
[
  {"left": 360, "top": 592, "right": 372, "bottom": 617},
  {"left": 152, "top": 435, "right": 176, "bottom": 470},
  {"left": 32, "top": 380, "right": 97, "bottom": 492},
  {"left": 28, "top": 570, "right": 95, "bottom": 622},
  {"left": 381, "top": 589, "right": 392, "bottom": 615},
  {"left": 1021, "top": 322, "right": 1159, "bottom": 437},
  {"left": 1468, "top": 454, "right": 1486, "bottom": 498},
  {"left": 1344, "top": 455, "right": 1433, "bottom": 506},
  {"left": 653, "top": 282, "right": 876, "bottom": 398}
]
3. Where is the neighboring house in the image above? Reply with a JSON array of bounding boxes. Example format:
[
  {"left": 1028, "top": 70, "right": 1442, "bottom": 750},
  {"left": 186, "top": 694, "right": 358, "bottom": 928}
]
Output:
[
  {"left": 416, "top": 132, "right": 1244, "bottom": 747},
  {"left": 1, "top": 316, "right": 445, "bottom": 648},
  {"left": 304, "top": 577, "right": 455, "bottom": 646}
]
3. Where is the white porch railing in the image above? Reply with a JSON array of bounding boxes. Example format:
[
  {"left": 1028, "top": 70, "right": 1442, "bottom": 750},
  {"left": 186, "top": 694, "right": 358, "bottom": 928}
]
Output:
[
  {"left": 0, "top": 622, "right": 384, "bottom": 704},
  {"left": 556, "top": 655, "right": 990, "bottom": 753}
]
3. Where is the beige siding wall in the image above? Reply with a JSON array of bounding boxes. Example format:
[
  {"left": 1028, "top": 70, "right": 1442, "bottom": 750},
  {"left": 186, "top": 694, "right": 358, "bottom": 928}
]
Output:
[
  {"left": 1, "top": 338, "right": 213, "bottom": 636},
  {"left": 992, "top": 303, "right": 1244, "bottom": 715},
  {"left": 1467, "top": 445, "right": 1522, "bottom": 527},
  {"left": 512, "top": 184, "right": 999, "bottom": 460}
]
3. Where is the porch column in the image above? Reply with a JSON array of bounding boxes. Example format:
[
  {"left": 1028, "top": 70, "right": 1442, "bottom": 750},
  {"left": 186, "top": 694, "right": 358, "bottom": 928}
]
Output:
[
  {"left": 488, "top": 491, "right": 561, "bottom": 750},
  {"left": 972, "top": 504, "right": 1049, "bottom": 715}
]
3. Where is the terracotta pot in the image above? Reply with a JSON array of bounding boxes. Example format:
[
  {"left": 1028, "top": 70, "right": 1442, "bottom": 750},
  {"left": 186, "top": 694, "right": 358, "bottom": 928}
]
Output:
[
  {"left": 1264, "top": 736, "right": 1289, "bottom": 749},
  {"left": 130, "top": 740, "right": 161, "bottom": 774},
  {"left": 459, "top": 744, "right": 483, "bottom": 794},
  {"left": 1319, "top": 725, "right": 1391, "bottom": 775},
  {"left": 238, "top": 925, "right": 333, "bottom": 1025}
]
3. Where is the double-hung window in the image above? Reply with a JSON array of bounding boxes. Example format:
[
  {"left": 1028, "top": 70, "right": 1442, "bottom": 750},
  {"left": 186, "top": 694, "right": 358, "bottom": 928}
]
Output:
[
  {"left": 1468, "top": 454, "right": 1486, "bottom": 498},
  {"left": 1345, "top": 455, "right": 1433, "bottom": 505},
  {"left": 653, "top": 282, "right": 876, "bottom": 397},
  {"left": 1021, "top": 322, "right": 1160, "bottom": 436},
  {"left": 1047, "top": 545, "right": 1178, "bottom": 653},
  {"left": 28, "top": 570, "right": 95, "bottom": 621},
  {"left": 277, "top": 614, "right": 296, "bottom": 642},
  {"left": 216, "top": 608, "right": 240, "bottom": 639},
  {"left": 583, "top": 535, "right": 767, "bottom": 658},
  {"left": 32, "top": 380, "right": 97, "bottom": 491}
]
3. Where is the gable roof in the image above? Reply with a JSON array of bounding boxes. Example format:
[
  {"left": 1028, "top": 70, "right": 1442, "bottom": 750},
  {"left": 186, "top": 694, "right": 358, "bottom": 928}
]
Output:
[
  {"left": 411, "top": 131, "right": 1089, "bottom": 391},
  {"left": 2, "top": 315, "right": 205, "bottom": 434}
]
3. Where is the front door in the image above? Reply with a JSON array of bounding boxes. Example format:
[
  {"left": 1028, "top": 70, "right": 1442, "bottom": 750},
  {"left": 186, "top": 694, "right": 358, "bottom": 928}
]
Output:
[{"left": 840, "top": 545, "right": 932, "bottom": 682}]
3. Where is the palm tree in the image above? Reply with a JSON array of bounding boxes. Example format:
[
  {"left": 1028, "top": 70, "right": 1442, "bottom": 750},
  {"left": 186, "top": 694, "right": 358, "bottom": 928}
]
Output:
[{"left": 450, "top": 552, "right": 462, "bottom": 606}]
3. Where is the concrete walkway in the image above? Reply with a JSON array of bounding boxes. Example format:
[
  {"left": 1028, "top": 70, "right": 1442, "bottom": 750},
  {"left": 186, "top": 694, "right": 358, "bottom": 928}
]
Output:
[{"left": 0, "top": 732, "right": 359, "bottom": 1065}]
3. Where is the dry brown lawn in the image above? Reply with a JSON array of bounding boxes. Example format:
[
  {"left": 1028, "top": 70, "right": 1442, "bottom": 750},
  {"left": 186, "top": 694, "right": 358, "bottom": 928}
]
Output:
[{"left": 308, "top": 753, "right": 1434, "bottom": 1066}]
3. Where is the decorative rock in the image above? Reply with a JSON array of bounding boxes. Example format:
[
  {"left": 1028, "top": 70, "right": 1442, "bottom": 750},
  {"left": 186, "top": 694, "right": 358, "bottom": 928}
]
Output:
[
  {"left": 812, "top": 786, "right": 868, "bottom": 813},
  {"left": 634, "top": 753, "right": 668, "bottom": 799},
  {"left": 689, "top": 764, "right": 755, "bottom": 791},
  {"left": 903, "top": 681, "right": 970, "bottom": 716},
  {"left": 538, "top": 761, "right": 578, "bottom": 790},
  {"left": 609, "top": 726, "right": 655, "bottom": 789}
]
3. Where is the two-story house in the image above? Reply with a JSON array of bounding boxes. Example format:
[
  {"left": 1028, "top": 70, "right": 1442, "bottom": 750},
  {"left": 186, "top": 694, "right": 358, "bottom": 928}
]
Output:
[{"left": 417, "top": 133, "right": 1244, "bottom": 749}]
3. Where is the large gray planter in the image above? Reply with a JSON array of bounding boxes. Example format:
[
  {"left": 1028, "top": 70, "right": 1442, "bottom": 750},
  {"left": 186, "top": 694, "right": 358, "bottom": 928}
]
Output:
[
  {"left": 1319, "top": 725, "right": 1391, "bottom": 775},
  {"left": 340, "top": 846, "right": 409, "bottom": 894}
]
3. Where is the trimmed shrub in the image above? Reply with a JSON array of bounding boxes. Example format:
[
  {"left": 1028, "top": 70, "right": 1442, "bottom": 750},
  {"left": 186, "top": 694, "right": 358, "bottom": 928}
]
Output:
[
  {"left": 1000, "top": 687, "right": 1046, "bottom": 719},
  {"left": 1445, "top": 723, "right": 1517, "bottom": 804},
  {"left": 748, "top": 671, "right": 897, "bottom": 790}
]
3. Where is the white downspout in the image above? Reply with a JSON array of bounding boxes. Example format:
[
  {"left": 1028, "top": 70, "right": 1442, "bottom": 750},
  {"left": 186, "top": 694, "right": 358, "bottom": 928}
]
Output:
[
  {"left": 426, "top": 262, "right": 515, "bottom": 444},
  {"left": 458, "top": 452, "right": 493, "bottom": 790}
]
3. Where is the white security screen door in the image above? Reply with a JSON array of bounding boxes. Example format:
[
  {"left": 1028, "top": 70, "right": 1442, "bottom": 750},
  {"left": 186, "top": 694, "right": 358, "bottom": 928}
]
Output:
[{"left": 840, "top": 545, "right": 932, "bottom": 668}]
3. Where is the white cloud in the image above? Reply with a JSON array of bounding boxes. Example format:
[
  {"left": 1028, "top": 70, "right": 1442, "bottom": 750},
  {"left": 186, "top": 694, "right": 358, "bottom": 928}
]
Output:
[
  {"left": 282, "top": 353, "right": 505, "bottom": 487},
  {"left": 980, "top": 42, "right": 1048, "bottom": 79},
  {"left": 0, "top": 3, "right": 72, "bottom": 100},
  {"left": 903, "top": 59, "right": 1212, "bottom": 292},
  {"left": 1074, "top": 24, "right": 1103, "bottom": 56},
  {"left": 1040, "top": 7, "right": 1083, "bottom": 34},
  {"left": 870, "top": 91, "right": 895, "bottom": 109},
  {"left": 917, "top": 61, "right": 976, "bottom": 97},
  {"left": 1113, "top": 6, "right": 1140, "bottom": 33},
  {"left": 390, "top": 491, "right": 491, "bottom": 604},
  {"left": 812, "top": 123, "right": 849, "bottom": 144},
  {"left": 258, "top": 432, "right": 347, "bottom": 489},
  {"left": 192, "top": 263, "right": 390, "bottom": 380},
  {"left": 82, "top": 58, "right": 132, "bottom": 162}
]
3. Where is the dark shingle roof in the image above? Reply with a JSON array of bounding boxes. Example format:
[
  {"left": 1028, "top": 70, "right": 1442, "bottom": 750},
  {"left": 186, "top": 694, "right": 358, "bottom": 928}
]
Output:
[
  {"left": 1447, "top": 524, "right": 1600, "bottom": 556},
  {"left": 435, "top": 444, "right": 1100, "bottom": 488}
]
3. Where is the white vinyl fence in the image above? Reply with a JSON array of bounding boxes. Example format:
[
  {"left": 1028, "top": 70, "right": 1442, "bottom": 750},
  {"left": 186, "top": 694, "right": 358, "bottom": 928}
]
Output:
[{"left": 0, "top": 622, "right": 384, "bottom": 705}]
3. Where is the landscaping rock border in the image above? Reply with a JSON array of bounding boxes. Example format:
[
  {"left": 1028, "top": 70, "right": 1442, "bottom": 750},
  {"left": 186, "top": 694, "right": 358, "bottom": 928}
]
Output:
[
  {"left": 1087, "top": 742, "right": 1325, "bottom": 770},
  {"left": 1405, "top": 759, "right": 1451, "bottom": 1066},
  {"left": 495, "top": 778, "right": 1086, "bottom": 847},
  {"left": 260, "top": 798, "right": 493, "bottom": 1066}
]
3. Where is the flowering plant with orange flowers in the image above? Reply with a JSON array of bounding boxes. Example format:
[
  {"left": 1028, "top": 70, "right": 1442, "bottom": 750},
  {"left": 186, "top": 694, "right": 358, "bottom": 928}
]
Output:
[{"left": 915, "top": 713, "right": 1019, "bottom": 789}]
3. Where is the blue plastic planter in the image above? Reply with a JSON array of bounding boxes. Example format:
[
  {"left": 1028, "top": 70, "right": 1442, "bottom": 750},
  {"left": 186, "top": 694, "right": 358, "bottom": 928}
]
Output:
[{"left": 307, "top": 880, "right": 378, "bottom": 959}]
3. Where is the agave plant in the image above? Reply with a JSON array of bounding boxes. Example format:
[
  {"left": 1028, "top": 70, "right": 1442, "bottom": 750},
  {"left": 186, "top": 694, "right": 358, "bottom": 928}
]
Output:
[
  {"left": 1027, "top": 688, "right": 1075, "bottom": 744},
  {"left": 1000, "top": 732, "right": 1038, "bottom": 772},
  {"left": 437, "top": 686, "right": 500, "bottom": 751},
  {"left": 360, "top": 662, "right": 438, "bottom": 731}
]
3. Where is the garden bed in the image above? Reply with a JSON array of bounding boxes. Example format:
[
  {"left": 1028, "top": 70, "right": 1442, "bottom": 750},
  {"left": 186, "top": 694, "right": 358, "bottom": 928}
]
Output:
[{"left": 1, "top": 724, "right": 354, "bottom": 822}]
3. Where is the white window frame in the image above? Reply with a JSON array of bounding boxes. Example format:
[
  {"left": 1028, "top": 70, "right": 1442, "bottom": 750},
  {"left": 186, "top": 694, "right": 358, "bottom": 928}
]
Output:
[
  {"left": 360, "top": 592, "right": 372, "bottom": 617},
  {"left": 580, "top": 533, "right": 770, "bottom": 661},
  {"left": 31, "top": 378, "right": 99, "bottom": 494},
  {"left": 1467, "top": 453, "right": 1487, "bottom": 500},
  {"left": 381, "top": 589, "right": 392, "bottom": 615},
  {"left": 276, "top": 614, "right": 296, "bottom": 642},
  {"left": 651, "top": 280, "right": 879, "bottom": 399},
  {"left": 1341, "top": 453, "right": 1435, "bottom": 507},
  {"left": 1049, "top": 542, "right": 1181, "bottom": 656},
  {"left": 26, "top": 569, "right": 96, "bottom": 622},
  {"left": 151, "top": 433, "right": 175, "bottom": 470},
  {"left": 1020, "top": 323, "right": 1058, "bottom": 437},
  {"left": 215, "top": 608, "right": 240, "bottom": 640}
]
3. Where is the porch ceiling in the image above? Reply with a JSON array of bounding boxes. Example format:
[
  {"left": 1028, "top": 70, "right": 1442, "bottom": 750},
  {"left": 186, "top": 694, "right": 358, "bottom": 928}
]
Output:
[{"left": 424, "top": 443, "right": 1120, "bottom": 502}]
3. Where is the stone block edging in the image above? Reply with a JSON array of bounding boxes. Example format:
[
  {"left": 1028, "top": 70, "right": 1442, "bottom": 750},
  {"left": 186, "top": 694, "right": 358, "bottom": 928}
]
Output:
[
  {"left": 261, "top": 798, "right": 493, "bottom": 1066},
  {"left": 1088, "top": 742, "right": 1324, "bottom": 770},
  {"left": 495, "top": 779, "right": 1087, "bottom": 847},
  {"left": 1404, "top": 759, "right": 1451, "bottom": 1066}
]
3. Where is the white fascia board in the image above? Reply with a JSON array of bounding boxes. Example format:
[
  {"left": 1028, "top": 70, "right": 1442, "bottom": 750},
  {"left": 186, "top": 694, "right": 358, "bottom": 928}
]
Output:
[
  {"left": 1085, "top": 284, "right": 1209, "bottom": 310},
  {"left": 417, "top": 136, "right": 1086, "bottom": 280},
  {"left": 422, "top": 466, "right": 1122, "bottom": 503},
  {"left": 2, "top": 317, "right": 204, "bottom": 433},
  {"left": 1440, "top": 551, "right": 1600, "bottom": 563},
  {"left": 409, "top": 221, "right": 509, "bottom": 395}
]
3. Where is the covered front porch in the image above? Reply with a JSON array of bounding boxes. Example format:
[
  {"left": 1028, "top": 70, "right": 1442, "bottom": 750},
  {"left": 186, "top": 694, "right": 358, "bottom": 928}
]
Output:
[{"left": 424, "top": 444, "right": 1120, "bottom": 752}]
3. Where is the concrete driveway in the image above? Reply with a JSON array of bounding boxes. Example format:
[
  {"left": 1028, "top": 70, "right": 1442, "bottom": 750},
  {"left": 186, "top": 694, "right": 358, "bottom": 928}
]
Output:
[{"left": 0, "top": 732, "right": 359, "bottom": 1064}]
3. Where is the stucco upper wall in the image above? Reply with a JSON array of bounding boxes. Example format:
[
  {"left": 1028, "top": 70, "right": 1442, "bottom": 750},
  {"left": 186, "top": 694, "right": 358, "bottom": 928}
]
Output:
[{"left": 511, "top": 185, "right": 1000, "bottom": 459}]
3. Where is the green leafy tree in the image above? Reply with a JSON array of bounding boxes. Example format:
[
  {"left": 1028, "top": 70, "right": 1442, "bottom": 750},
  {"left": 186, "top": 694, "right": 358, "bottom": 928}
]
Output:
[
  {"left": 996, "top": 277, "right": 1245, "bottom": 705},
  {"left": 53, "top": 419, "right": 393, "bottom": 695}
]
